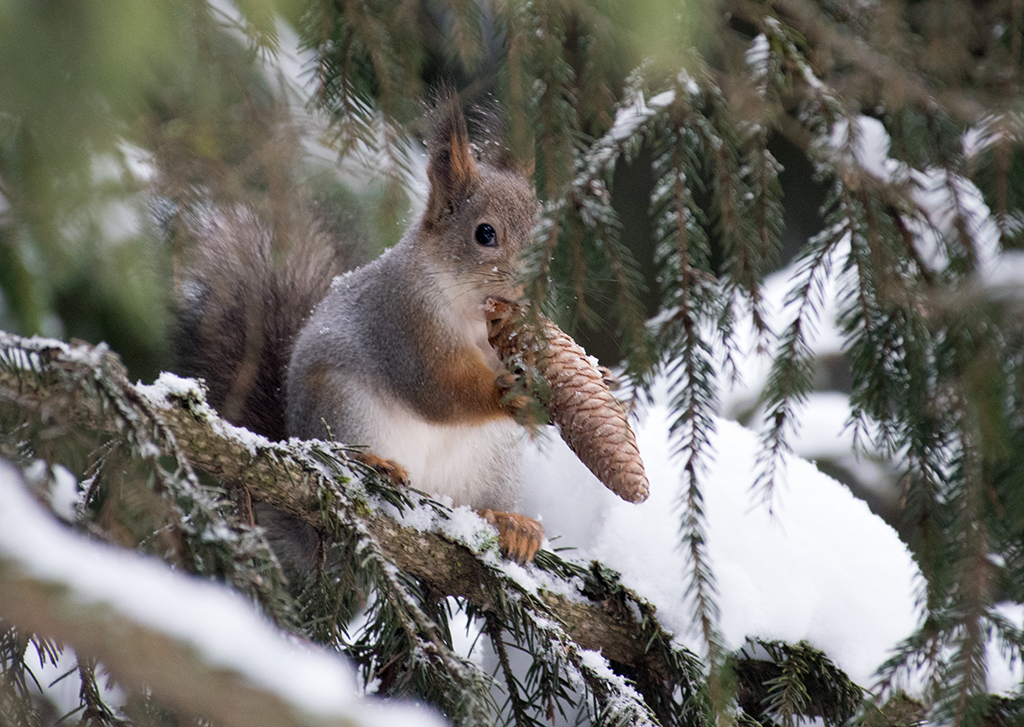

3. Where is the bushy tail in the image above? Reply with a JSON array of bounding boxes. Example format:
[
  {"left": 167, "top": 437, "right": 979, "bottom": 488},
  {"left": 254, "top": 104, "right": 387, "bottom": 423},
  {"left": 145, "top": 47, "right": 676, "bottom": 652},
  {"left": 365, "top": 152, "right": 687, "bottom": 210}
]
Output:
[{"left": 172, "top": 208, "right": 345, "bottom": 441}]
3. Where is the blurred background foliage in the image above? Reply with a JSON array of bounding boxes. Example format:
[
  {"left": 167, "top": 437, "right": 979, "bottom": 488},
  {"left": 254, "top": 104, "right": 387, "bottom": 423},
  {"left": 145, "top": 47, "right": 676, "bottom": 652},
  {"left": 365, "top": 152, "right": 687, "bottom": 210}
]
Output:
[
  {"left": 6, "top": 0, "right": 1022, "bottom": 377},
  {"left": 0, "top": 0, "right": 716, "bottom": 381},
  {"left": 1, "top": 0, "right": 324, "bottom": 380}
]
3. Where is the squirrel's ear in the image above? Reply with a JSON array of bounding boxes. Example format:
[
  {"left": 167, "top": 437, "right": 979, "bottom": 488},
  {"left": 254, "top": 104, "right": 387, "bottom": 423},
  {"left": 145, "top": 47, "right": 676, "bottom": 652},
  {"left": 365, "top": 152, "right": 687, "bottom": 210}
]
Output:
[
  {"left": 425, "top": 98, "right": 480, "bottom": 225},
  {"left": 496, "top": 148, "right": 535, "bottom": 180}
]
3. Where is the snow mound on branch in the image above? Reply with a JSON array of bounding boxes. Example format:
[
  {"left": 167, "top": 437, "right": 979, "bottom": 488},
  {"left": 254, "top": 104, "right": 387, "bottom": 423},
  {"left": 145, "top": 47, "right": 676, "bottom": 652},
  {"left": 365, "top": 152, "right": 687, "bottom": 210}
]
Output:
[
  {"left": 522, "top": 407, "right": 920, "bottom": 688},
  {"left": 0, "top": 460, "right": 443, "bottom": 727}
]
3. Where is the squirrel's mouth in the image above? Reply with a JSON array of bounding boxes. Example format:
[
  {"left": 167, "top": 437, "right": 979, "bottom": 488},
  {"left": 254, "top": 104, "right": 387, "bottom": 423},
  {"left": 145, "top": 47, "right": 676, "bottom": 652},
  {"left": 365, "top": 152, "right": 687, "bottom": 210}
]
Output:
[
  {"left": 480, "top": 288, "right": 526, "bottom": 315},
  {"left": 477, "top": 294, "right": 523, "bottom": 330}
]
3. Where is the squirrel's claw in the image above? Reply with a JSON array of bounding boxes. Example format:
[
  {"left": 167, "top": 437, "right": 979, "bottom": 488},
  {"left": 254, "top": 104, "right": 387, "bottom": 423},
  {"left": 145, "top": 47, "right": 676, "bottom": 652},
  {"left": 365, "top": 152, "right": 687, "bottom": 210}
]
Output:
[
  {"left": 354, "top": 452, "right": 410, "bottom": 486},
  {"left": 478, "top": 509, "right": 544, "bottom": 564}
]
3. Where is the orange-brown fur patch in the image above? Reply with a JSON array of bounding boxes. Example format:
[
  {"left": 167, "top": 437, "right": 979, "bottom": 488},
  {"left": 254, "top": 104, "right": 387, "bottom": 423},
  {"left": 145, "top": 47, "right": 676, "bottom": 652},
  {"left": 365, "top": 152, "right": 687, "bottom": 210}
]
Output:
[{"left": 425, "top": 345, "right": 509, "bottom": 425}]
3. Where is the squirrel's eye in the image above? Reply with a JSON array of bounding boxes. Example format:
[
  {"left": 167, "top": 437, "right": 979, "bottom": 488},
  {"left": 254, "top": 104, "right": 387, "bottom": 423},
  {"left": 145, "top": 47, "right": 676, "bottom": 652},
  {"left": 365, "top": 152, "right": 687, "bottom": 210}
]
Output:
[{"left": 474, "top": 223, "right": 497, "bottom": 247}]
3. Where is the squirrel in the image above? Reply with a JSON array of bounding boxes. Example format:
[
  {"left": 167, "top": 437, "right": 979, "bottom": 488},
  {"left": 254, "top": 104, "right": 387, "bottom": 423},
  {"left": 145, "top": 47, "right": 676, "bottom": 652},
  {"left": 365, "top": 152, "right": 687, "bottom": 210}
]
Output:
[{"left": 173, "top": 97, "right": 544, "bottom": 571}]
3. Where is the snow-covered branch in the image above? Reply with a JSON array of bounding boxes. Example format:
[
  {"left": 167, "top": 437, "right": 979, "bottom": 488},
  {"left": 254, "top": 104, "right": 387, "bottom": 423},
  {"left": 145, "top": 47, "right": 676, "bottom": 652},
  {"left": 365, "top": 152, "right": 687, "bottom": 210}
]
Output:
[
  {"left": 0, "top": 460, "right": 439, "bottom": 727},
  {"left": 0, "top": 331, "right": 692, "bottom": 723}
]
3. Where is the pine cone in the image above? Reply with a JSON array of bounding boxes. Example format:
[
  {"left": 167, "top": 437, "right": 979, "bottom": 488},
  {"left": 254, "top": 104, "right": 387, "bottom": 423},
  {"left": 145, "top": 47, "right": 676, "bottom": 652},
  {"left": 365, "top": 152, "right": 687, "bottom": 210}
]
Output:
[{"left": 485, "top": 298, "right": 649, "bottom": 504}]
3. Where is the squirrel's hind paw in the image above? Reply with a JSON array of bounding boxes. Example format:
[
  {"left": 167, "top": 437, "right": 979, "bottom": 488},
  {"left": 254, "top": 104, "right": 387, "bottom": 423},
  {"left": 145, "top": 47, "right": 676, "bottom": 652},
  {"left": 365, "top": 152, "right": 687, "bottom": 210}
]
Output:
[
  {"left": 354, "top": 452, "right": 410, "bottom": 486},
  {"left": 478, "top": 509, "right": 544, "bottom": 564}
]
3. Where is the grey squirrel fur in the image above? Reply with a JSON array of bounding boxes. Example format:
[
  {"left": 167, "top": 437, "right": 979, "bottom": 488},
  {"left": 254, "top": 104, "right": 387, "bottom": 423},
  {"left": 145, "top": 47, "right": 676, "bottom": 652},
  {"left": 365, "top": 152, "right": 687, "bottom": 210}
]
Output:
[{"left": 173, "top": 99, "right": 539, "bottom": 579}]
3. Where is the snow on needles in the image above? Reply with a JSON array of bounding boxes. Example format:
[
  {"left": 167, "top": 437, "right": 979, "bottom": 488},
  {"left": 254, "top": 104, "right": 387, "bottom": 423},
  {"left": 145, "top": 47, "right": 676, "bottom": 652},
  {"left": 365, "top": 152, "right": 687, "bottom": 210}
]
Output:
[{"left": 0, "top": 460, "right": 443, "bottom": 727}]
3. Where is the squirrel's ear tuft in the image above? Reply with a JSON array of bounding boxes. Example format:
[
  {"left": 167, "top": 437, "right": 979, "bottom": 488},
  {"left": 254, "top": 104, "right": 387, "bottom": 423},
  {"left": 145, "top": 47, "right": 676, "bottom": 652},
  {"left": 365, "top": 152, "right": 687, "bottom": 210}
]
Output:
[{"left": 425, "top": 95, "right": 480, "bottom": 225}]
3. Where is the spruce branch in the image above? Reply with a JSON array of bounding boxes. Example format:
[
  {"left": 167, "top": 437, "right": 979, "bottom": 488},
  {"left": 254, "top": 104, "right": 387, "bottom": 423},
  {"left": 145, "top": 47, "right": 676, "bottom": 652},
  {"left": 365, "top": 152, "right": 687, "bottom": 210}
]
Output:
[
  {"left": 1, "top": 620, "right": 63, "bottom": 727},
  {"left": 737, "top": 0, "right": 979, "bottom": 119},
  {"left": 0, "top": 334, "right": 293, "bottom": 627},
  {"left": 753, "top": 160, "right": 851, "bottom": 506},
  {"left": 740, "top": 121, "right": 784, "bottom": 350},
  {"left": 1, "top": 329, "right": 885, "bottom": 725},
  {"left": 734, "top": 639, "right": 862, "bottom": 727},
  {"left": 0, "top": 332, "right": 697, "bottom": 725},
  {"left": 76, "top": 657, "right": 127, "bottom": 727},
  {"left": 521, "top": 86, "right": 668, "bottom": 391}
]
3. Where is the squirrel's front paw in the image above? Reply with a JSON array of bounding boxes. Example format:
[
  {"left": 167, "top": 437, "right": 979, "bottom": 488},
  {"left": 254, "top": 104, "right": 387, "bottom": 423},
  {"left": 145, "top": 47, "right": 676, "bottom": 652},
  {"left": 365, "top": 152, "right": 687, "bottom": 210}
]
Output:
[
  {"left": 354, "top": 452, "right": 410, "bottom": 486},
  {"left": 495, "top": 373, "right": 533, "bottom": 413},
  {"left": 478, "top": 509, "right": 544, "bottom": 564},
  {"left": 494, "top": 373, "right": 547, "bottom": 426}
]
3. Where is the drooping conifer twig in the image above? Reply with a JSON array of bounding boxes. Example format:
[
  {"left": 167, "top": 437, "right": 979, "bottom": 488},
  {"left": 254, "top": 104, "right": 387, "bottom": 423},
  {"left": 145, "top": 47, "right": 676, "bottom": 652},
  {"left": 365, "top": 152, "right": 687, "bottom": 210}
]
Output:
[{"left": 484, "top": 297, "right": 649, "bottom": 504}]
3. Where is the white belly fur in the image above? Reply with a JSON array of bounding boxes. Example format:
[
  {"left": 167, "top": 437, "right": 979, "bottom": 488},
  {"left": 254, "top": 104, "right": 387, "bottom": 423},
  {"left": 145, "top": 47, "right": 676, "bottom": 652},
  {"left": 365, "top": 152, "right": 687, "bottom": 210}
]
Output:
[{"left": 355, "top": 386, "right": 524, "bottom": 511}]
